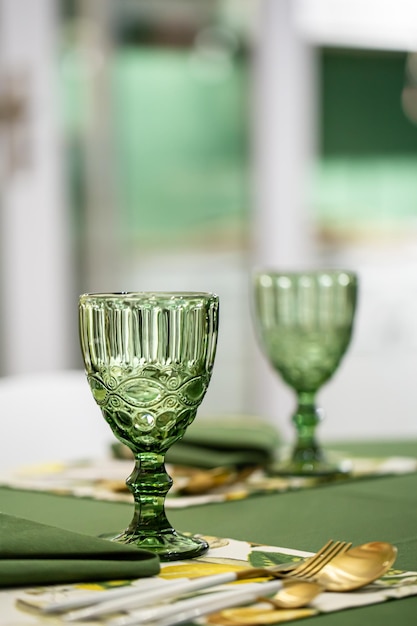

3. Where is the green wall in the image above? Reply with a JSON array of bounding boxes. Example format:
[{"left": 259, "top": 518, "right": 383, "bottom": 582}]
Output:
[
  {"left": 320, "top": 48, "right": 417, "bottom": 156},
  {"left": 314, "top": 48, "right": 417, "bottom": 229}
]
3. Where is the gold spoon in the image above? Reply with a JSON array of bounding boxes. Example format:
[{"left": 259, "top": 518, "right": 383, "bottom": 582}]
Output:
[
  {"left": 206, "top": 582, "right": 322, "bottom": 625},
  {"left": 260, "top": 580, "right": 324, "bottom": 608},
  {"left": 312, "top": 541, "right": 397, "bottom": 591}
]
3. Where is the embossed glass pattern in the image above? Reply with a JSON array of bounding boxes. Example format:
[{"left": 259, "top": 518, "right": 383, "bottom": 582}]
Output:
[
  {"left": 79, "top": 292, "right": 219, "bottom": 560},
  {"left": 253, "top": 270, "right": 357, "bottom": 476}
]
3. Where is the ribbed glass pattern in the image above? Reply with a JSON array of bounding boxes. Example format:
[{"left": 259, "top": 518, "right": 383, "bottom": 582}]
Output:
[
  {"left": 80, "top": 293, "right": 218, "bottom": 375},
  {"left": 79, "top": 293, "right": 219, "bottom": 452}
]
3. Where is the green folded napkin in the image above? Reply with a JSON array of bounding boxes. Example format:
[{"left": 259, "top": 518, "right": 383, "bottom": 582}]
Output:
[
  {"left": 113, "top": 415, "right": 281, "bottom": 469},
  {"left": 0, "top": 513, "right": 160, "bottom": 588}
]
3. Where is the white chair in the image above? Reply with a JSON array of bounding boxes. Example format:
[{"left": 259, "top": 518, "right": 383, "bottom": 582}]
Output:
[{"left": 0, "top": 370, "right": 113, "bottom": 471}]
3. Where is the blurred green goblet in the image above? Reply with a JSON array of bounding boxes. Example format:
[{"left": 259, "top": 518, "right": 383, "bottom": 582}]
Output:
[
  {"left": 79, "top": 292, "right": 219, "bottom": 560},
  {"left": 253, "top": 270, "right": 357, "bottom": 476}
]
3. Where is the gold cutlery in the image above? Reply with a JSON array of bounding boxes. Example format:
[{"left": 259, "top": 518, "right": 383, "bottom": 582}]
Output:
[
  {"left": 306, "top": 541, "right": 397, "bottom": 591},
  {"left": 259, "top": 580, "right": 323, "bottom": 609},
  {"left": 206, "top": 541, "right": 398, "bottom": 626},
  {"left": 58, "top": 540, "right": 346, "bottom": 621},
  {"left": 106, "top": 541, "right": 397, "bottom": 626}
]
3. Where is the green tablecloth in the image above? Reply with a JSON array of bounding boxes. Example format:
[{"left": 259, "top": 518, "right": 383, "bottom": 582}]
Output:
[{"left": 1, "top": 440, "right": 417, "bottom": 625}]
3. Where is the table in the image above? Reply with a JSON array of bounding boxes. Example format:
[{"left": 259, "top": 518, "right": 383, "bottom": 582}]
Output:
[{"left": 1, "top": 440, "right": 417, "bottom": 625}]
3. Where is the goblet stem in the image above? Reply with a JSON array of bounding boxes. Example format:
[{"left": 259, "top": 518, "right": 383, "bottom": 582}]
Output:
[
  {"left": 109, "top": 451, "right": 209, "bottom": 561},
  {"left": 291, "top": 391, "right": 324, "bottom": 468},
  {"left": 272, "top": 390, "right": 350, "bottom": 476},
  {"left": 127, "top": 452, "right": 173, "bottom": 537}
]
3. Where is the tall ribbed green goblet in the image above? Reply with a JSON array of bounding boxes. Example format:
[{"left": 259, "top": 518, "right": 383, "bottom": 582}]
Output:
[
  {"left": 79, "top": 292, "right": 219, "bottom": 560},
  {"left": 253, "top": 270, "right": 357, "bottom": 476}
]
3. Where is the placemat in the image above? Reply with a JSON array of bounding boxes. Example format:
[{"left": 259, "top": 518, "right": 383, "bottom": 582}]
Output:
[
  {"left": 0, "top": 452, "right": 416, "bottom": 508},
  {"left": 13, "top": 535, "right": 417, "bottom": 625}
]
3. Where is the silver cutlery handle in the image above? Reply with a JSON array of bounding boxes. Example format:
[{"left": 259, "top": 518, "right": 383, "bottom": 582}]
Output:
[{"left": 107, "top": 581, "right": 283, "bottom": 626}]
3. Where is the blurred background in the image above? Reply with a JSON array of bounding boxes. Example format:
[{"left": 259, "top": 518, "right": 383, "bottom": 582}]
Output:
[{"left": 1, "top": 0, "right": 417, "bottom": 445}]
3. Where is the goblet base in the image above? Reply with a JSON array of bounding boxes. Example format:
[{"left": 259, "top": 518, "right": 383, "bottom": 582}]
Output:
[
  {"left": 101, "top": 529, "right": 209, "bottom": 562},
  {"left": 269, "top": 457, "right": 352, "bottom": 477},
  {"left": 269, "top": 447, "right": 352, "bottom": 477}
]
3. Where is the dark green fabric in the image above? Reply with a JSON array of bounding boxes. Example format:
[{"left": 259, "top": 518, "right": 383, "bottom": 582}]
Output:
[
  {"left": 0, "top": 513, "right": 160, "bottom": 588},
  {"left": 324, "top": 439, "right": 417, "bottom": 459},
  {"left": 113, "top": 416, "right": 281, "bottom": 468}
]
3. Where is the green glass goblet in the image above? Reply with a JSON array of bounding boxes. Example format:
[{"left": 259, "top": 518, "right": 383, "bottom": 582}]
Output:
[
  {"left": 79, "top": 292, "right": 219, "bottom": 560},
  {"left": 252, "top": 270, "right": 357, "bottom": 476}
]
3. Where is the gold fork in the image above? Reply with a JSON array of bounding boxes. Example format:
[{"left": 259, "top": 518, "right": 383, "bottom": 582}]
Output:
[
  {"left": 281, "top": 539, "right": 353, "bottom": 579},
  {"left": 235, "top": 539, "right": 352, "bottom": 581}
]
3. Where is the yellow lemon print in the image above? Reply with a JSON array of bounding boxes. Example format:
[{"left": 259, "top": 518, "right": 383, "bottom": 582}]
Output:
[{"left": 160, "top": 562, "right": 247, "bottom": 580}]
